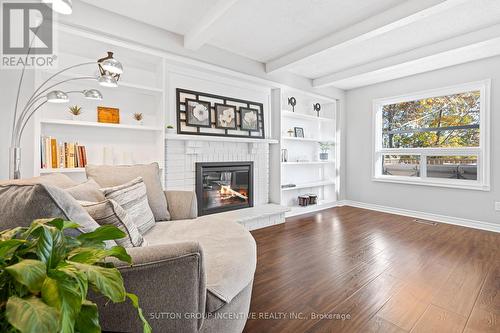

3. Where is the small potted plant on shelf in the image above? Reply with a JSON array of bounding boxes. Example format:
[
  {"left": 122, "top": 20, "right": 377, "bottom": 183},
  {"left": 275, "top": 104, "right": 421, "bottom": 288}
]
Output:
[
  {"left": 0, "top": 218, "right": 151, "bottom": 333},
  {"left": 318, "top": 142, "right": 334, "bottom": 160},
  {"left": 68, "top": 105, "right": 82, "bottom": 120},
  {"left": 133, "top": 112, "right": 144, "bottom": 125},
  {"left": 166, "top": 124, "right": 175, "bottom": 134}
]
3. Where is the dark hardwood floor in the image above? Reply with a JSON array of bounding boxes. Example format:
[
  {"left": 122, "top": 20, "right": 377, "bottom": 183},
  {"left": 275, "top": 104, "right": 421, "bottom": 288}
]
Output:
[{"left": 243, "top": 206, "right": 500, "bottom": 333}]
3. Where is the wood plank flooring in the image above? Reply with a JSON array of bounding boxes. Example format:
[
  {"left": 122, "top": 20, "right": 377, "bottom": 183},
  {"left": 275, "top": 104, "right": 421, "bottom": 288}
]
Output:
[{"left": 242, "top": 206, "right": 500, "bottom": 333}]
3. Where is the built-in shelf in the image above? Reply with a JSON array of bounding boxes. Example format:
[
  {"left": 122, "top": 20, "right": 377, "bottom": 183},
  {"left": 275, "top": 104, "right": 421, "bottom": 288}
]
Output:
[
  {"left": 41, "top": 119, "right": 163, "bottom": 131},
  {"left": 40, "top": 168, "right": 85, "bottom": 174},
  {"left": 282, "top": 110, "right": 334, "bottom": 122},
  {"left": 286, "top": 200, "right": 338, "bottom": 217},
  {"left": 282, "top": 161, "right": 334, "bottom": 166},
  {"left": 281, "top": 180, "right": 335, "bottom": 191},
  {"left": 165, "top": 133, "right": 279, "bottom": 144},
  {"left": 282, "top": 136, "right": 334, "bottom": 143}
]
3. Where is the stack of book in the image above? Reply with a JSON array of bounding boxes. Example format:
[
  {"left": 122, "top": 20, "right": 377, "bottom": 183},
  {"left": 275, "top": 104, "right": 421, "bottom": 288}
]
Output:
[{"left": 40, "top": 136, "right": 88, "bottom": 169}]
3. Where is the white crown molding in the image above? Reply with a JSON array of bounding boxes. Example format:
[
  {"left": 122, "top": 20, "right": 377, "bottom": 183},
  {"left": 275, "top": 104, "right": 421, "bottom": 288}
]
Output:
[{"left": 340, "top": 200, "right": 500, "bottom": 233}]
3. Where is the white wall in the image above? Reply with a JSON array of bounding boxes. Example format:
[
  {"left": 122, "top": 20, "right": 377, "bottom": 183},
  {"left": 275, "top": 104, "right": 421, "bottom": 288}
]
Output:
[
  {"left": 0, "top": 71, "right": 35, "bottom": 180},
  {"left": 345, "top": 56, "right": 500, "bottom": 225}
]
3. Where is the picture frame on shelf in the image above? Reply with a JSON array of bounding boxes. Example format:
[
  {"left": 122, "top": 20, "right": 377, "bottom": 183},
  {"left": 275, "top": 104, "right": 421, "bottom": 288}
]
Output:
[
  {"left": 97, "top": 106, "right": 120, "bottom": 124},
  {"left": 185, "top": 99, "right": 212, "bottom": 128},
  {"left": 240, "top": 107, "right": 259, "bottom": 131},
  {"left": 294, "top": 127, "right": 304, "bottom": 138},
  {"left": 215, "top": 104, "right": 237, "bottom": 129}
]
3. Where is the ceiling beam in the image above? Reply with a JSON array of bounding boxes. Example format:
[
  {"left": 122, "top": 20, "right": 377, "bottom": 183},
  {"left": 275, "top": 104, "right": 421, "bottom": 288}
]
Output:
[
  {"left": 183, "top": 0, "right": 239, "bottom": 50},
  {"left": 265, "top": 0, "right": 469, "bottom": 73},
  {"left": 312, "top": 24, "right": 500, "bottom": 88}
]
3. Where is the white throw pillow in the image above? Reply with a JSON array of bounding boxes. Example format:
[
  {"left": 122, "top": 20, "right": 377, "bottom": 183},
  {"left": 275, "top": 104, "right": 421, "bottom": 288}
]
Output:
[
  {"left": 100, "top": 177, "right": 155, "bottom": 235},
  {"left": 79, "top": 199, "right": 147, "bottom": 248}
]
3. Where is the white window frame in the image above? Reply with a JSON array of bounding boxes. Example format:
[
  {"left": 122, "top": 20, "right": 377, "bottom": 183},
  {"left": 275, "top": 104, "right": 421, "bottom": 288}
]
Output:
[{"left": 372, "top": 80, "right": 490, "bottom": 191}]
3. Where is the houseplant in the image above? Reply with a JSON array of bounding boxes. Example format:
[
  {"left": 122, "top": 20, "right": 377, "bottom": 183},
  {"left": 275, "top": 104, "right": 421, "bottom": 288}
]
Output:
[
  {"left": 0, "top": 218, "right": 151, "bottom": 333},
  {"left": 166, "top": 125, "right": 175, "bottom": 134},
  {"left": 68, "top": 106, "right": 82, "bottom": 120},
  {"left": 318, "top": 142, "right": 334, "bottom": 160},
  {"left": 133, "top": 113, "right": 144, "bottom": 125}
]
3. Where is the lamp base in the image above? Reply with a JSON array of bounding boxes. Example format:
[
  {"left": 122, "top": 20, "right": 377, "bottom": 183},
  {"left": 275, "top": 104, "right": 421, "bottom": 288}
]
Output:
[{"left": 9, "top": 146, "right": 21, "bottom": 179}]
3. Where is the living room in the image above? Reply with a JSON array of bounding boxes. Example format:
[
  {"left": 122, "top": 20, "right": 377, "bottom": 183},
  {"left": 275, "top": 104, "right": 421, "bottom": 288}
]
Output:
[{"left": 0, "top": 0, "right": 499, "bottom": 332}]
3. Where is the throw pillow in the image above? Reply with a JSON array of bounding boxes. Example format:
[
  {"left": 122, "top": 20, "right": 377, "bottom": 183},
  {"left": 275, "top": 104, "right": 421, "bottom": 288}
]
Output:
[
  {"left": 100, "top": 177, "right": 155, "bottom": 235},
  {"left": 80, "top": 199, "right": 146, "bottom": 248},
  {"left": 66, "top": 178, "right": 105, "bottom": 202},
  {"left": 0, "top": 183, "right": 106, "bottom": 236},
  {"left": 86, "top": 163, "right": 170, "bottom": 221}
]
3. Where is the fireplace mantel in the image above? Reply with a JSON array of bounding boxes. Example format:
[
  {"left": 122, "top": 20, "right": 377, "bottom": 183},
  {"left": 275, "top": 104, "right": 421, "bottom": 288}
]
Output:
[{"left": 166, "top": 133, "right": 278, "bottom": 144}]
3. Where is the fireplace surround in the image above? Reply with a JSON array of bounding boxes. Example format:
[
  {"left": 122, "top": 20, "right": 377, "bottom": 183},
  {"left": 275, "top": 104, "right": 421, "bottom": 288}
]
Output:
[{"left": 195, "top": 161, "right": 254, "bottom": 216}]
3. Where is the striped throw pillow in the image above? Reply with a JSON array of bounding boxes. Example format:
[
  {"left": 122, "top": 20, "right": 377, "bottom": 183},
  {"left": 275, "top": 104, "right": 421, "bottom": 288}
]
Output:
[
  {"left": 100, "top": 177, "right": 156, "bottom": 235},
  {"left": 80, "top": 199, "right": 146, "bottom": 248}
]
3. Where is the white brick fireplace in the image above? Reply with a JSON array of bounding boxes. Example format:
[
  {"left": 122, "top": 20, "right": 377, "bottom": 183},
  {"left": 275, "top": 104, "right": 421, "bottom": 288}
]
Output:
[{"left": 164, "top": 138, "right": 270, "bottom": 206}]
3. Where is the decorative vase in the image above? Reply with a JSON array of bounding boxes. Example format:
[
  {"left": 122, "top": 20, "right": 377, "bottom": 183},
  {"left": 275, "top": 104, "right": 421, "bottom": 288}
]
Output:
[
  {"left": 166, "top": 128, "right": 176, "bottom": 134},
  {"left": 320, "top": 152, "right": 328, "bottom": 161}
]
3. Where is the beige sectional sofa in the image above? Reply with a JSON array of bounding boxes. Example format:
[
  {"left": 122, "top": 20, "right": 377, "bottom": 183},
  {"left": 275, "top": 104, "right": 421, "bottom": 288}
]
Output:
[{"left": 0, "top": 164, "right": 256, "bottom": 333}]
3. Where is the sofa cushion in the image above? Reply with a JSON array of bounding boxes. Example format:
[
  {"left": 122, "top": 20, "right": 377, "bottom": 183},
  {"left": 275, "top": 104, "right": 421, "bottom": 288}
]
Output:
[
  {"left": 80, "top": 199, "right": 146, "bottom": 248},
  {"left": 101, "top": 177, "right": 156, "bottom": 235},
  {"left": 0, "top": 183, "right": 102, "bottom": 235},
  {"left": 86, "top": 163, "right": 170, "bottom": 221},
  {"left": 66, "top": 178, "right": 105, "bottom": 202},
  {"left": 0, "top": 173, "right": 77, "bottom": 189},
  {"left": 143, "top": 218, "right": 256, "bottom": 313}
]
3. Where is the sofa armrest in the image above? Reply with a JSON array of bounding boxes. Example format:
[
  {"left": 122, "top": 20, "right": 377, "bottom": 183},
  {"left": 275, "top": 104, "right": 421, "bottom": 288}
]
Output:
[
  {"left": 96, "top": 242, "right": 206, "bottom": 333},
  {"left": 164, "top": 190, "right": 198, "bottom": 220}
]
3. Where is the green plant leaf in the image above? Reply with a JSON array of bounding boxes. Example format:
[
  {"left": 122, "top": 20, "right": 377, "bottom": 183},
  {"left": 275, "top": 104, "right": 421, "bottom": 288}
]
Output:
[
  {"left": 68, "top": 262, "right": 126, "bottom": 302},
  {"left": 0, "top": 227, "right": 25, "bottom": 241},
  {"left": 5, "top": 259, "right": 47, "bottom": 293},
  {"left": 68, "top": 246, "right": 131, "bottom": 265},
  {"left": 74, "top": 300, "right": 100, "bottom": 333},
  {"left": 6, "top": 296, "right": 59, "bottom": 333},
  {"left": 33, "top": 226, "right": 53, "bottom": 268},
  {"left": 0, "top": 239, "right": 25, "bottom": 260},
  {"left": 126, "top": 293, "right": 152, "bottom": 333},
  {"left": 47, "top": 219, "right": 80, "bottom": 231},
  {"left": 105, "top": 246, "right": 132, "bottom": 264},
  {"left": 55, "top": 263, "right": 88, "bottom": 302},
  {"left": 77, "top": 225, "right": 126, "bottom": 244},
  {"left": 41, "top": 277, "right": 82, "bottom": 333}
]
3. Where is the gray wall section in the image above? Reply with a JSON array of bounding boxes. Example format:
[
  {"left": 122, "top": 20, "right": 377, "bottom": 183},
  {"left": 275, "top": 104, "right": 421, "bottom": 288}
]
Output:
[{"left": 345, "top": 56, "right": 500, "bottom": 225}]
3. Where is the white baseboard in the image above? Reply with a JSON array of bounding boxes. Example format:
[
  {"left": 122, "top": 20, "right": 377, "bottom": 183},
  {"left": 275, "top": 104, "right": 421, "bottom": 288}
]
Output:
[{"left": 339, "top": 200, "right": 500, "bottom": 233}]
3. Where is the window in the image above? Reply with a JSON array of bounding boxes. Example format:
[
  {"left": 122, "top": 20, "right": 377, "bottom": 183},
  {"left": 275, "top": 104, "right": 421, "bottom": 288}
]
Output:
[{"left": 373, "top": 80, "right": 490, "bottom": 190}]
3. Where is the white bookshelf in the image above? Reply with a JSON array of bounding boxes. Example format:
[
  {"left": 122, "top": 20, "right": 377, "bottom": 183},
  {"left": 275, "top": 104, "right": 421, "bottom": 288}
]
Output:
[
  {"left": 33, "top": 29, "right": 166, "bottom": 182},
  {"left": 270, "top": 88, "right": 339, "bottom": 217}
]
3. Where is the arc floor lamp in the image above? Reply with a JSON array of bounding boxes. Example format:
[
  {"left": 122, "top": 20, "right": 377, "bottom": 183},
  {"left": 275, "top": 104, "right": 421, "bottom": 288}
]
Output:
[{"left": 9, "top": 52, "right": 124, "bottom": 179}]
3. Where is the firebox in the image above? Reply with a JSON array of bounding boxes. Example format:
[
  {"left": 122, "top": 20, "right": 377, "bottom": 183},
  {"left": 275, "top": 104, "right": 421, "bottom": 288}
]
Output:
[{"left": 195, "top": 162, "right": 254, "bottom": 216}]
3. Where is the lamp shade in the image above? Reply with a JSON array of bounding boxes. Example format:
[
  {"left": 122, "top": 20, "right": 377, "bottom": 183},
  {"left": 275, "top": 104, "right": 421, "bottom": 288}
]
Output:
[
  {"left": 97, "top": 75, "right": 118, "bottom": 88},
  {"left": 98, "top": 52, "right": 123, "bottom": 75},
  {"left": 100, "top": 57, "right": 123, "bottom": 75},
  {"left": 42, "top": 0, "right": 72, "bottom": 15},
  {"left": 46, "top": 90, "right": 69, "bottom": 103},
  {"left": 83, "top": 89, "right": 103, "bottom": 100}
]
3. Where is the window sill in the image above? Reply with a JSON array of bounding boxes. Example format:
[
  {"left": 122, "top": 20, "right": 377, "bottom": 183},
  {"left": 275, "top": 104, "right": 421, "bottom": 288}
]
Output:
[{"left": 372, "top": 176, "right": 490, "bottom": 191}]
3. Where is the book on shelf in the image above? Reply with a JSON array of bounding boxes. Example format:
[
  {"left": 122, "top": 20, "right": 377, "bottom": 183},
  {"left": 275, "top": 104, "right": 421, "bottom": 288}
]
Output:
[{"left": 40, "top": 136, "right": 88, "bottom": 170}]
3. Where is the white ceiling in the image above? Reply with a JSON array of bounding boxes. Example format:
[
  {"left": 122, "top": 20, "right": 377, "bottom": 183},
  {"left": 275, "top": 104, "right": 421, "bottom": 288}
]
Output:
[{"left": 79, "top": 0, "right": 500, "bottom": 90}]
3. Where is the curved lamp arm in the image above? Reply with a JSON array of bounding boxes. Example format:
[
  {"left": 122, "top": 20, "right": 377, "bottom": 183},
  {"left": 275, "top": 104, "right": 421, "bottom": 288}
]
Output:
[{"left": 17, "top": 76, "right": 96, "bottom": 132}]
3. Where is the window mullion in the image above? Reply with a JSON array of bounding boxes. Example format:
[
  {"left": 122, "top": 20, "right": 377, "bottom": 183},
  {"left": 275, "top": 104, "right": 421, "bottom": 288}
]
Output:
[{"left": 420, "top": 154, "right": 427, "bottom": 178}]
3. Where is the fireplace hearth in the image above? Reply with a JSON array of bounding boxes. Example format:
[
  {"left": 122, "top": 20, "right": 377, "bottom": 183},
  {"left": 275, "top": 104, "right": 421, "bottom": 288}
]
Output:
[{"left": 195, "top": 162, "right": 254, "bottom": 216}]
